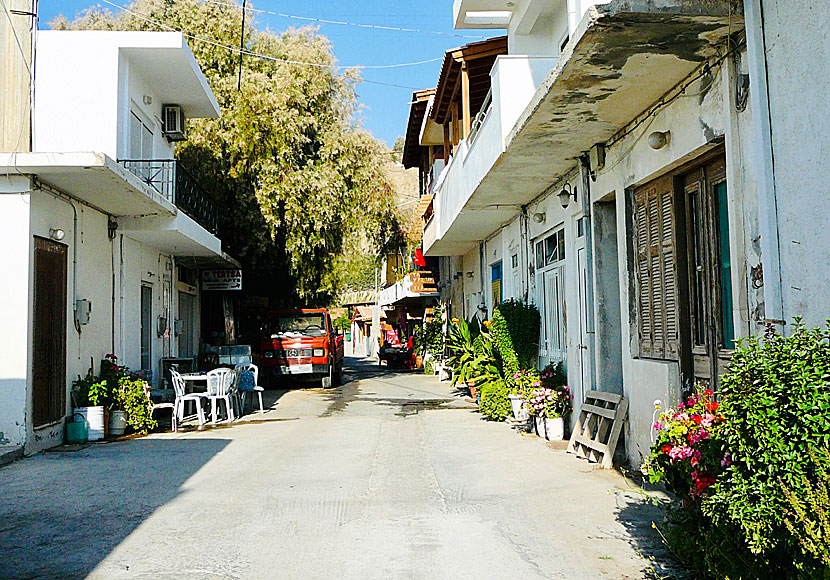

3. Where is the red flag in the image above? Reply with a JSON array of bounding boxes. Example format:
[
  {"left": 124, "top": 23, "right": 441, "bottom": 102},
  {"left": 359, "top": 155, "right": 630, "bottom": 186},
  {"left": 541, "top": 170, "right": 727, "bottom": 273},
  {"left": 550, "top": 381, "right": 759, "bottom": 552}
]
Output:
[{"left": 414, "top": 249, "right": 426, "bottom": 267}]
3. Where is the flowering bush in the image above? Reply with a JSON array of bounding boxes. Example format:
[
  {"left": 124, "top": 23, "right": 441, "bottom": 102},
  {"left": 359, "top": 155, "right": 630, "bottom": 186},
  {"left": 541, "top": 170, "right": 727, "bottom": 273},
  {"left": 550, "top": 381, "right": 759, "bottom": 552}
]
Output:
[
  {"left": 525, "top": 384, "right": 572, "bottom": 419},
  {"left": 643, "top": 387, "right": 727, "bottom": 501},
  {"left": 507, "top": 369, "right": 540, "bottom": 397}
]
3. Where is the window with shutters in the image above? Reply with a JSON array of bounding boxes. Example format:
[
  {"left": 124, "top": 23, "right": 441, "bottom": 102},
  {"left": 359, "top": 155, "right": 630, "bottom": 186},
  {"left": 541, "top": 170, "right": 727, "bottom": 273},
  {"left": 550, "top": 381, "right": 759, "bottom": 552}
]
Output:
[{"left": 634, "top": 175, "right": 679, "bottom": 360}]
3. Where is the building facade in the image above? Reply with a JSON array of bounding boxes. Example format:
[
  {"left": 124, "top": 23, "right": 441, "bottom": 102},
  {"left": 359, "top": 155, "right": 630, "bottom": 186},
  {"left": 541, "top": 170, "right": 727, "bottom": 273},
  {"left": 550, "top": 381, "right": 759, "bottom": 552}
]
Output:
[
  {"left": 0, "top": 31, "right": 235, "bottom": 459},
  {"left": 403, "top": 0, "right": 827, "bottom": 467}
]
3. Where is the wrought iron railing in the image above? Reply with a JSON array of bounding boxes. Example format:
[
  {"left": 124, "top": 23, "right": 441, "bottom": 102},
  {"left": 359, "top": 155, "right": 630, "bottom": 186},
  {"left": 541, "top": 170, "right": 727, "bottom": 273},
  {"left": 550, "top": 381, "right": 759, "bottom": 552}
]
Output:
[{"left": 118, "top": 159, "right": 219, "bottom": 235}]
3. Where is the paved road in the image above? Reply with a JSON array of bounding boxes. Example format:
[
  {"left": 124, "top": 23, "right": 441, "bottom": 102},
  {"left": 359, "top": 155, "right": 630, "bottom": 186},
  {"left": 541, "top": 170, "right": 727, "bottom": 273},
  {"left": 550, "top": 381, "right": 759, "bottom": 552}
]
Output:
[{"left": 0, "top": 357, "right": 677, "bottom": 579}]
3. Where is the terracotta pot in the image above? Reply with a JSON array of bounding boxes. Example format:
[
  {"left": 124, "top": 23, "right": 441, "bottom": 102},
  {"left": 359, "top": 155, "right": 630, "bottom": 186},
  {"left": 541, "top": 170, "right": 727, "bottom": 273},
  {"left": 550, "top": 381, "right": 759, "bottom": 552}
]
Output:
[{"left": 467, "top": 382, "right": 478, "bottom": 401}]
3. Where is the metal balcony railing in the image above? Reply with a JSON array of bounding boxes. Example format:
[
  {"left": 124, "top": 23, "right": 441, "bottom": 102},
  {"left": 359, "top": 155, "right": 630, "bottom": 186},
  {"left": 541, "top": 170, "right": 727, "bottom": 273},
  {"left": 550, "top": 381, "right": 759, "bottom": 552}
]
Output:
[{"left": 118, "top": 159, "right": 219, "bottom": 235}]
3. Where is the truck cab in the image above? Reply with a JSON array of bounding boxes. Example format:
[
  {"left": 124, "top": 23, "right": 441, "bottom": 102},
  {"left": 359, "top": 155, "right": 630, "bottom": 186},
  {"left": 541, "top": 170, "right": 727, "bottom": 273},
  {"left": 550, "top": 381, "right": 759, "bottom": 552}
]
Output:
[{"left": 260, "top": 309, "right": 345, "bottom": 388}]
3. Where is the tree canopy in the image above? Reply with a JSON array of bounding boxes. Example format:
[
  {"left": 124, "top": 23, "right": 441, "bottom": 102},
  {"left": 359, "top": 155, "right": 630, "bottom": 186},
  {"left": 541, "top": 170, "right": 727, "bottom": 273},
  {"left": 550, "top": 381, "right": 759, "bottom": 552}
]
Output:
[{"left": 53, "top": 0, "right": 404, "bottom": 305}]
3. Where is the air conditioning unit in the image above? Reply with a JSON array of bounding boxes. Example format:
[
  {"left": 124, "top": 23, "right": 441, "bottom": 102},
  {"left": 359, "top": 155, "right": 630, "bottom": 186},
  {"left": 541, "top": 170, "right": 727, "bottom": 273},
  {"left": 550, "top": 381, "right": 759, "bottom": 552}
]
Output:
[{"left": 162, "top": 105, "right": 187, "bottom": 141}]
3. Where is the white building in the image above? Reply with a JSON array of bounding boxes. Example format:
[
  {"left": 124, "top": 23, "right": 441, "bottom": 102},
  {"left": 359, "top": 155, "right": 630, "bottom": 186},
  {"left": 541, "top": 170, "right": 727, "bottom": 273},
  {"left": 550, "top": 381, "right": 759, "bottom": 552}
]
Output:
[
  {"left": 0, "top": 31, "right": 235, "bottom": 459},
  {"left": 403, "top": 0, "right": 815, "bottom": 467}
]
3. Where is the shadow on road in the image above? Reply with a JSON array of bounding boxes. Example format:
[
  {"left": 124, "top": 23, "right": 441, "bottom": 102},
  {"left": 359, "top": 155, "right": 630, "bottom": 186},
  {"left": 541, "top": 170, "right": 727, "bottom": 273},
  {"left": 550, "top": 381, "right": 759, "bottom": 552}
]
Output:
[{"left": 0, "top": 438, "right": 230, "bottom": 580}]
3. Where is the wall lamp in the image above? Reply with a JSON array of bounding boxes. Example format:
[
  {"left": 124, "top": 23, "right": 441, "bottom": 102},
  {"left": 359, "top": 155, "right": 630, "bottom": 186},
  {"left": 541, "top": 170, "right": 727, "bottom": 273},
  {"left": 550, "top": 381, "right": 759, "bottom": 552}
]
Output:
[
  {"left": 531, "top": 212, "right": 546, "bottom": 224},
  {"left": 648, "top": 131, "right": 671, "bottom": 150},
  {"left": 49, "top": 228, "right": 66, "bottom": 241},
  {"left": 558, "top": 183, "right": 576, "bottom": 209}
]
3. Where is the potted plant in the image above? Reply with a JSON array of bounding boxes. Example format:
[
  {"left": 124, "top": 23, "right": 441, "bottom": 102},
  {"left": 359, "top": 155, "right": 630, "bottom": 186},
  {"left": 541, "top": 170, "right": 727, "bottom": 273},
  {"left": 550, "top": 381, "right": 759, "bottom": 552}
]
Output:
[
  {"left": 101, "top": 354, "right": 128, "bottom": 436},
  {"left": 71, "top": 372, "right": 108, "bottom": 441},
  {"left": 526, "top": 383, "right": 572, "bottom": 440},
  {"left": 114, "top": 374, "right": 158, "bottom": 435},
  {"left": 506, "top": 369, "right": 540, "bottom": 422},
  {"left": 446, "top": 316, "right": 482, "bottom": 399}
]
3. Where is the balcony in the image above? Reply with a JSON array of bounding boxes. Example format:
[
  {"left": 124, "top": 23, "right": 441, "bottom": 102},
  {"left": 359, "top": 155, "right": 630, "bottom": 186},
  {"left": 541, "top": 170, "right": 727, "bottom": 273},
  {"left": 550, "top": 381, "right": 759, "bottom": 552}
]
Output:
[
  {"left": 119, "top": 159, "right": 218, "bottom": 235},
  {"left": 425, "top": 55, "right": 558, "bottom": 256}
]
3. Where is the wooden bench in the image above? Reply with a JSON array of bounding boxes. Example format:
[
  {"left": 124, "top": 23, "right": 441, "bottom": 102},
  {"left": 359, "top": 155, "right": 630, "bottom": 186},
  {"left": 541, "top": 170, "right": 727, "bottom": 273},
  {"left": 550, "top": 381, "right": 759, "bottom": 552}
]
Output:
[{"left": 567, "top": 390, "right": 628, "bottom": 469}]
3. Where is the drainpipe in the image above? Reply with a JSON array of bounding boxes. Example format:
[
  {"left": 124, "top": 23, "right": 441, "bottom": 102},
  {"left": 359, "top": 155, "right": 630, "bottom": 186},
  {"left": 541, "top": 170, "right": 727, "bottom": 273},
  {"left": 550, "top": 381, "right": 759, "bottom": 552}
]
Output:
[
  {"left": 37, "top": 182, "right": 80, "bottom": 335},
  {"left": 743, "top": 0, "right": 785, "bottom": 326},
  {"left": 479, "top": 241, "right": 486, "bottom": 320},
  {"left": 579, "top": 156, "right": 596, "bottom": 392},
  {"left": 520, "top": 206, "right": 530, "bottom": 303}
]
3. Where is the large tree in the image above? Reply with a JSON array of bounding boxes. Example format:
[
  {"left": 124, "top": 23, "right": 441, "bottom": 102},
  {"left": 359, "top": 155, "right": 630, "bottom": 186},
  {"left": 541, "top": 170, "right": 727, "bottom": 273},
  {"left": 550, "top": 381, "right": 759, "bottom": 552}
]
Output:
[{"left": 53, "top": 0, "right": 403, "bottom": 304}]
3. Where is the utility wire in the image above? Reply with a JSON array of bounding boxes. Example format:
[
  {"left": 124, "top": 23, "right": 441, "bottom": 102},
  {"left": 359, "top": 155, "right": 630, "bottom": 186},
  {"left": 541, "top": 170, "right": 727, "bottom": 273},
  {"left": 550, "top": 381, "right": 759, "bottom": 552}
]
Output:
[
  {"left": 203, "top": 0, "right": 486, "bottom": 40},
  {"left": 100, "top": 0, "right": 442, "bottom": 72}
]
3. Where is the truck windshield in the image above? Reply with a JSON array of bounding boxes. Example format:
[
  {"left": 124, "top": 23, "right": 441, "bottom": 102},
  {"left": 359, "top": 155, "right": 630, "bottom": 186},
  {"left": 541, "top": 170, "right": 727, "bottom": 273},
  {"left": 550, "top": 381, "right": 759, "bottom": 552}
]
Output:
[{"left": 269, "top": 313, "right": 326, "bottom": 338}]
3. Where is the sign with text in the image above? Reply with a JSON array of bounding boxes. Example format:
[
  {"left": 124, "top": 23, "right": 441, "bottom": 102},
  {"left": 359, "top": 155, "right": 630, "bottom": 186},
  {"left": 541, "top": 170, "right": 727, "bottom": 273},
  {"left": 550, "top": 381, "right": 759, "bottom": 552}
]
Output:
[{"left": 202, "top": 269, "right": 242, "bottom": 291}]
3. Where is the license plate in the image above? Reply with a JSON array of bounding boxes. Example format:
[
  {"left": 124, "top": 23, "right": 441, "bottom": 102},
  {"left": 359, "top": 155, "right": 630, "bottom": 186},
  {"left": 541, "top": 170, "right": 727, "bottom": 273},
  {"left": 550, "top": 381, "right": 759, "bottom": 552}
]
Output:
[{"left": 279, "top": 364, "right": 313, "bottom": 375}]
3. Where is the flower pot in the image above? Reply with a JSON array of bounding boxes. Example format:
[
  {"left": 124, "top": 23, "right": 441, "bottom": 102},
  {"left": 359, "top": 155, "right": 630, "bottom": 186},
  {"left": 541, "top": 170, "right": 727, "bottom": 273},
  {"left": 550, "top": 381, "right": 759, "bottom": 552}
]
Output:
[
  {"left": 507, "top": 394, "right": 528, "bottom": 420},
  {"left": 109, "top": 410, "right": 128, "bottom": 437},
  {"left": 537, "top": 416, "right": 565, "bottom": 441},
  {"left": 77, "top": 406, "right": 105, "bottom": 441},
  {"left": 467, "top": 383, "right": 478, "bottom": 401}
]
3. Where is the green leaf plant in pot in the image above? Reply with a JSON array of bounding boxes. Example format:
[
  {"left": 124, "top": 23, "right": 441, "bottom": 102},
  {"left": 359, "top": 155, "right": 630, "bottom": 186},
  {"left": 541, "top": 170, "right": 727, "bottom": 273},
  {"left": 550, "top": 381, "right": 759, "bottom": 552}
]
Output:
[
  {"left": 113, "top": 373, "right": 158, "bottom": 436},
  {"left": 71, "top": 372, "right": 108, "bottom": 442}
]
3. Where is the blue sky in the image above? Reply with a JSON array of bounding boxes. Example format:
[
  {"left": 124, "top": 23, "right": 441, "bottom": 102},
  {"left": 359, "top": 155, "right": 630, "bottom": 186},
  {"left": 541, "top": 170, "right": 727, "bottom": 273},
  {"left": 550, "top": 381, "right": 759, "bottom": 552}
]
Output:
[{"left": 40, "top": 0, "right": 496, "bottom": 147}]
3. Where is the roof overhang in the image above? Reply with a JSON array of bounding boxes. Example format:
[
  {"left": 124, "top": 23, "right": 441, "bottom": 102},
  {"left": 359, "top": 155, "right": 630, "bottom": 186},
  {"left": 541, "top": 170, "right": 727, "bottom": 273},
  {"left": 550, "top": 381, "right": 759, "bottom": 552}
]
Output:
[
  {"left": 119, "top": 213, "right": 224, "bottom": 259},
  {"left": 403, "top": 89, "right": 435, "bottom": 169},
  {"left": 0, "top": 151, "right": 177, "bottom": 217},
  {"left": 453, "top": 0, "right": 511, "bottom": 29},
  {"left": 433, "top": 0, "right": 743, "bottom": 251},
  {"left": 120, "top": 32, "right": 221, "bottom": 119},
  {"left": 430, "top": 36, "right": 508, "bottom": 125}
]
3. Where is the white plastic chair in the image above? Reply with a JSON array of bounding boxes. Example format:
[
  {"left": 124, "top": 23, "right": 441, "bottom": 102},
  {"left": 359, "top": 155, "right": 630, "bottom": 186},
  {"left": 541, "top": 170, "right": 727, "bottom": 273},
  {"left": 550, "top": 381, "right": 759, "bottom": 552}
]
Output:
[
  {"left": 236, "top": 363, "right": 264, "bottom": 414},
  {"left": 171, "top": 369, "right": 207, "bottom": 428},
  {"left": 206, "top": 368, "right": 235, "bottom": 423}
]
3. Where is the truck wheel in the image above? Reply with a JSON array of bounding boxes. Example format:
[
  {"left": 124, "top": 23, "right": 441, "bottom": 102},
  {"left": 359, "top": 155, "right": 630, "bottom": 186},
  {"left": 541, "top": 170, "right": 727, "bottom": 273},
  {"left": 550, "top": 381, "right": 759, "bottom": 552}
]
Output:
[{"left": 321, "top": 363, "right": 333, "bottom": 389}]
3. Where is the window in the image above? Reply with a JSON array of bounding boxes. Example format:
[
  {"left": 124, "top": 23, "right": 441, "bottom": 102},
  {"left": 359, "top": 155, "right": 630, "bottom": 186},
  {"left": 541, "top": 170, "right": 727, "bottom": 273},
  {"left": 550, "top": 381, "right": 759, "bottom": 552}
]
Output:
[
  {"left": 535, "top": 229, "right": 565, "bottom": 269},
  {"left": 129, "top": 110, "right": 153, "bottom": 160},
  {"left": 511, "top": 253, "right": 518, "bottom": 269},
  {"left": 634, "top": 174, "right": 678, "bottom": 360}
]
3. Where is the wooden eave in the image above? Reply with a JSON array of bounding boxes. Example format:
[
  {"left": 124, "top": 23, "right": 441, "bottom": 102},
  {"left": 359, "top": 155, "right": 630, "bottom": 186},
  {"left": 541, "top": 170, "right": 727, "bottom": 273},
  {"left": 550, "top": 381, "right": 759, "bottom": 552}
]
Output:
[
  {"left": 402, "top": 88, "right": 435, "bottom": 169},
  {"left": 429, "top": 36, "right": 507, "bottom": 126}
]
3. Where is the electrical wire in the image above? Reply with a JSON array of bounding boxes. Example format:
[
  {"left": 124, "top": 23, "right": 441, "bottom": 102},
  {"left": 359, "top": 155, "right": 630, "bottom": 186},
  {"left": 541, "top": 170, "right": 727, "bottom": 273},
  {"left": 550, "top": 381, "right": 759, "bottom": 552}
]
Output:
[
  {"left": 100, "top": 0, "right": 443, "bottom": 71},
  {"left": 203, "top": 0, "right": 487, "bottom": 40}
]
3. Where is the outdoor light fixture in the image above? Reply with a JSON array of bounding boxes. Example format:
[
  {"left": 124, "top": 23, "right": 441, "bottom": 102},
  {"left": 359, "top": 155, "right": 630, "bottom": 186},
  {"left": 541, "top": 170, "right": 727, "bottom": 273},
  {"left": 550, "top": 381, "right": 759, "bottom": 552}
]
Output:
[
  {"left": 532, "top": 212, "right": 546, "bottom": 224},
  {"left": 648, "top": 131, "right": 671, "bottom": 150},
  {"left": 143, "top": 94, "right": 153, "bottom": 105},
  {"left": 49, "top": 228, "right": 65, "bottom": 241},
  {"left": 558, "top": 183, "right": 576, "bottom": 209}
]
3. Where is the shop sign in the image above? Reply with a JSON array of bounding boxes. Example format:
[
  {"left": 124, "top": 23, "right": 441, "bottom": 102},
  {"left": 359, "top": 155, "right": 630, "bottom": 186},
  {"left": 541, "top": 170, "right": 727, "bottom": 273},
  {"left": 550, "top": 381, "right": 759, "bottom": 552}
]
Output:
[{"left": 202, "top": 269, "right": 242, "bottom": 291}]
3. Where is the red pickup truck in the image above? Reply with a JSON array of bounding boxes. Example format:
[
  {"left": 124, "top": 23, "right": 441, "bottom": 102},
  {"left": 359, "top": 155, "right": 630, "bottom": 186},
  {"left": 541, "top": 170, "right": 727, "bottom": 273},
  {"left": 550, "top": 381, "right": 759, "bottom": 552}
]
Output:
[{"left": 260, "top": 309, "right": 345, "bottom": 388}]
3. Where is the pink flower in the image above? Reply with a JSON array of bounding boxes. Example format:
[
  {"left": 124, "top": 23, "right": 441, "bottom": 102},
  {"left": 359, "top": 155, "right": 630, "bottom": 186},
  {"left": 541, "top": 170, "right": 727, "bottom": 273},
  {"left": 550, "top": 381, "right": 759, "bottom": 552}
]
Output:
[
  {"left": 667, "top": 445, "right": 693, "bottom": 463},
  {"left": 675, "top": 413, "right": 690, "bottom": 422},
  {"left": 720, "top": 452, "right": 733, "bottom": 468},
  {"left": 689, "top": 429, "right": 710, "bottom": 445},
  {"left": 700, "top": 414, "right": 716, "bottom": 429},
  {"left": 653, "top": 422, "right": 663, "bottom": 430},
  {"left": 678, "top": 402, "right": 685, "bottom": 409}
]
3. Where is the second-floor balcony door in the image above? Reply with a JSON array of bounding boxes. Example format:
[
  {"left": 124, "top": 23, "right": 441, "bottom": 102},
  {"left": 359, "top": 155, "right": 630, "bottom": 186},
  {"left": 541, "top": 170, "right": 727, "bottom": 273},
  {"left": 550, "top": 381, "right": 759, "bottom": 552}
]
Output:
[{"left": 130, "top": 110, "right": 154, "bottom": 179}]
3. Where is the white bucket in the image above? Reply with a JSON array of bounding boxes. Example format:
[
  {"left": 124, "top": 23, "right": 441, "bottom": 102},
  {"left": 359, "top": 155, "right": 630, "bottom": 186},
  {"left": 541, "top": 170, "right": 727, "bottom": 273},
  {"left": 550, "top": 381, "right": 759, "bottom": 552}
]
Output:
[{"left": 79, "top": 406, "right": 105, "bottom": 441}]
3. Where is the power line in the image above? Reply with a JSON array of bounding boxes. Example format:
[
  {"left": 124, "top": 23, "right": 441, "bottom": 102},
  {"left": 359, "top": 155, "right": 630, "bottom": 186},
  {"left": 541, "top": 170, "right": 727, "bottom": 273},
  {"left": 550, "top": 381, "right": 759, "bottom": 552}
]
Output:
[
  {"left": 203, "top": 0, "right": 486, "bottom": 40},
  {"left": 100, "top": 0, "right": 442, "bottom": 72}
]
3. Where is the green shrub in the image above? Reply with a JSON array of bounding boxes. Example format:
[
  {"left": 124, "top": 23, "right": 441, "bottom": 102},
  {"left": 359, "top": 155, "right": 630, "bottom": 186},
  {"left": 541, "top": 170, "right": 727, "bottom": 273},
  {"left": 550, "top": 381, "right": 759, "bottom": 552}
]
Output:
[
  {"left": 479, "top": 379, "right": 512, "bottom": 421},
  {"left": 490, "top": 300, "right": 540, "bottom": 373},
  {"left": 781, "top": 447, "right": 830, "bottom": 568},
  {"left": 703, "top": 321, "right": 830, "bottom": 566},
  {"left": 114, "top": 376, "right": 158, "bottom": 435}
]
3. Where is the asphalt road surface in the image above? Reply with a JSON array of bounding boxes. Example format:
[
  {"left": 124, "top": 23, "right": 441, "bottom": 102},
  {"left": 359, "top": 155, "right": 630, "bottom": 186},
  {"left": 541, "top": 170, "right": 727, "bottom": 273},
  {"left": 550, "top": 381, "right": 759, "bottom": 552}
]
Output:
[{"left": 0, "top": 356, "right": 679, "bottom": 579}]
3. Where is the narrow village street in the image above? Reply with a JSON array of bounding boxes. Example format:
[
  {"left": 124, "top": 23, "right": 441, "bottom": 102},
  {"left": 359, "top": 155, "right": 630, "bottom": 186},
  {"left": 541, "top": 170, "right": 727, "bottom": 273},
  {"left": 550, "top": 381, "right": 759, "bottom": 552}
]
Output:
[{"left": 0, "top": 356, "right": 675, "bottom": 580}]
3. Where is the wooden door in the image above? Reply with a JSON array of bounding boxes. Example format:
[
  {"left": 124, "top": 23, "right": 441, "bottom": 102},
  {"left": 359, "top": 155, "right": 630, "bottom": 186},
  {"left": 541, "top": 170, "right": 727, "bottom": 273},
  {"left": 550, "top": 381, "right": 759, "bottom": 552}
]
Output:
[
  {"left": 682, "top": 156, "right": 733, "bottom": 389},
  {"left": 32, "top": 237, "right": 67, "bottom": 427}
]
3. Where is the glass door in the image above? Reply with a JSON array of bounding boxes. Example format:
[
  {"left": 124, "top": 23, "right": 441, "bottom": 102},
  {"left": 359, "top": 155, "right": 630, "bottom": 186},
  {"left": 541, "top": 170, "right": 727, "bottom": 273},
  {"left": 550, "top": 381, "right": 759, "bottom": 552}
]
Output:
[{"left": 140, "top": 284, "right": 152, "bottom": 371}]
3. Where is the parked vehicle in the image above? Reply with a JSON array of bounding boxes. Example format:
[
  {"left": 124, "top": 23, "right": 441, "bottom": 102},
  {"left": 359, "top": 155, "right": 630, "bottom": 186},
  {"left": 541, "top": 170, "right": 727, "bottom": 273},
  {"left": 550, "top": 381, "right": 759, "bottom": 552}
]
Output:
[{"left": 260, "top": 309, "right": 345, "bottom": 388}]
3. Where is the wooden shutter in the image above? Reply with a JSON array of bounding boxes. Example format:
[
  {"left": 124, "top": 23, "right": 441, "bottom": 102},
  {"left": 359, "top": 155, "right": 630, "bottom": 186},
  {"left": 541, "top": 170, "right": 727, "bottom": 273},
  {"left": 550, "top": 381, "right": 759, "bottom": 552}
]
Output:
[{"left": 634, "top": 175, "right": 679, "bottom": 360}]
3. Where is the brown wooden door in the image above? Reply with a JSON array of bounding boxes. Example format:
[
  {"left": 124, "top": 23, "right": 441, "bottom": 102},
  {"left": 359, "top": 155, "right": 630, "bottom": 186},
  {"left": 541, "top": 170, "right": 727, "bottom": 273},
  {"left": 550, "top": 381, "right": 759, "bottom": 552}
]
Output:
[
  {"left": 32, "top": 236, "right": 68, "bottom": 427},
  {"left": 681, "top": 155, "right": 733, "bottom": 389}
]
